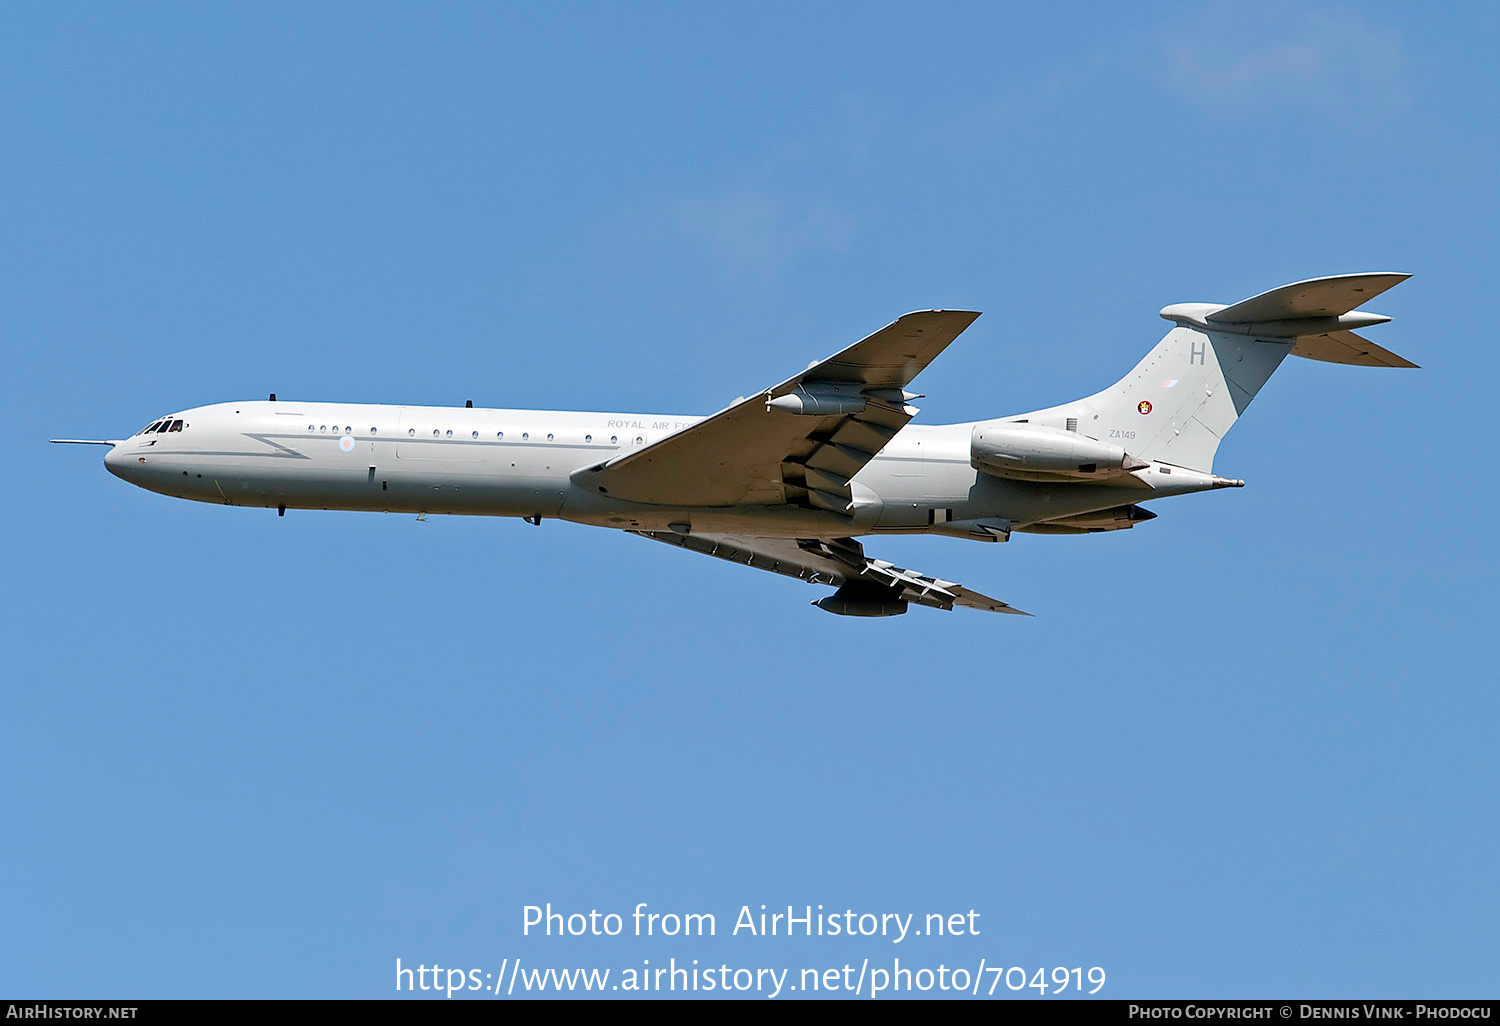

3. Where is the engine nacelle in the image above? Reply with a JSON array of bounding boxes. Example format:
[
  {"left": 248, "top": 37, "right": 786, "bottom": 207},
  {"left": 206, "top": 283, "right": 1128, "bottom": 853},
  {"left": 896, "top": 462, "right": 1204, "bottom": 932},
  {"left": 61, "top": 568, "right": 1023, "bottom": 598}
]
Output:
[
  {"left": 813, "top": 582, "right": 908, "bottom": 617},
  {"left": 1017, "top": 504, "right": 1157, "bottom": 534},
  {"left": 970, "top": 422, "right": 1147, "bottom": 481}
]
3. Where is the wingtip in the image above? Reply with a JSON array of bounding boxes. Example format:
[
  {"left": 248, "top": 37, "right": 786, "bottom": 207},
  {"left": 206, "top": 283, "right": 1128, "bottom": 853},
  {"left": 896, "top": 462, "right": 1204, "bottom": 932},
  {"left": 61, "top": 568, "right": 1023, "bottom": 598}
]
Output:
[
  {"left": 898, "top": 308, "right": 982, "bottom": 320},
  {"left": 1297, "top": 270, "right": 1411, "bottom": 284}
]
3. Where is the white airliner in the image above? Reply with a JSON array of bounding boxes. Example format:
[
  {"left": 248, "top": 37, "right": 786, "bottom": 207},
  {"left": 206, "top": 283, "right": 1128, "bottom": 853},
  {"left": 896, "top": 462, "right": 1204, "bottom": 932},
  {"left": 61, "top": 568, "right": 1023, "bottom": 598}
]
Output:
[{"left": 56, "top": 273, "right": 1414, "bottom": 616}]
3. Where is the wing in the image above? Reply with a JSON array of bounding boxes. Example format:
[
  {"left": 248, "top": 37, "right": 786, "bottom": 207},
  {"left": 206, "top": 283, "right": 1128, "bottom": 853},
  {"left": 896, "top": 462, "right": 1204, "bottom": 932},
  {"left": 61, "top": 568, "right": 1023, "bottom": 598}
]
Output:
[
  {"left": 572, "top": 310, "right": 981, "bottom": 511},
  {"left": 635, "top": 530, "right": 1028, "bottom": 617}
]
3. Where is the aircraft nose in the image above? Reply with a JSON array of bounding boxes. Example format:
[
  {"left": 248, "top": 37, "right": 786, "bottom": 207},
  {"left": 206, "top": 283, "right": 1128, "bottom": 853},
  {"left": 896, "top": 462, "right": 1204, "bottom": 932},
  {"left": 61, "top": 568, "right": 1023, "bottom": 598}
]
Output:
[{"left": 103, "top": 443, "right": 131, "bottom": 480}]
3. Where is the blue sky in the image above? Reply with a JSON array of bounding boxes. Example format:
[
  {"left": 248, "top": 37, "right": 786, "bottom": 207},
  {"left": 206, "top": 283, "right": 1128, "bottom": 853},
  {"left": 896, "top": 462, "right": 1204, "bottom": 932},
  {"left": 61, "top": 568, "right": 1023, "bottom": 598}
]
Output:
[{"left": 4, "top": 0, "right": 1496, "bottom": 999}]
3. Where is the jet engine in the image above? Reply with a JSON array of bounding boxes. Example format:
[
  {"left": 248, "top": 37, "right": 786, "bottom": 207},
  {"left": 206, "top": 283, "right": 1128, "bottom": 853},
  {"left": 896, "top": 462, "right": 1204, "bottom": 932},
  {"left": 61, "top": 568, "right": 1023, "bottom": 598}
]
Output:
[
  {"left": 970, "top": 421, "right": 1148, "bottom": 481},
  {"left": 813, "top": 581, "right": 908, "bottom": 617},
  {"left": 1017, "top": 504, "right": 1157, "bottom": 534}
]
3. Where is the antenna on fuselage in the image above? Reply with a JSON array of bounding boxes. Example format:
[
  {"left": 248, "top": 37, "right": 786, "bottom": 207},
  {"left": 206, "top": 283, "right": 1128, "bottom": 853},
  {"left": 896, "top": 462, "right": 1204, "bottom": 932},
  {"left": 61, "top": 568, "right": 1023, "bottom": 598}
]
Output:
[{"left": 268, "top": 393, "right": 276, "bottom": 401}]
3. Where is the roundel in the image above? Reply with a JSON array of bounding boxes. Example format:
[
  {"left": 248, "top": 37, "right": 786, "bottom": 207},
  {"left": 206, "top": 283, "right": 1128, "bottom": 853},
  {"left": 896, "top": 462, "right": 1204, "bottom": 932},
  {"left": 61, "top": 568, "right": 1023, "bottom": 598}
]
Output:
[
  {"left": 339, "top": 435, "right": 355, "bottom": 452},
  {"left": 1137, "top": 400, "right": 1153, "bottom": 415}
]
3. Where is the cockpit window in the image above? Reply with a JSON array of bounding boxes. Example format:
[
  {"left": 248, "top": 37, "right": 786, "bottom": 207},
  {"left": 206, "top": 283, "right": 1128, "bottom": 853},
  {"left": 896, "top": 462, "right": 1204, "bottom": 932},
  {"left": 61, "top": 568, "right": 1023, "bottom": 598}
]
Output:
[
  {"left": 141, "top": 422, "right": 161, "bottom": 435},
  {"left": 168, "top": 420, "right": 183, "bottom": 432},
  {"left": 155, "top": 421, "right": 172, "bottom": 433}
]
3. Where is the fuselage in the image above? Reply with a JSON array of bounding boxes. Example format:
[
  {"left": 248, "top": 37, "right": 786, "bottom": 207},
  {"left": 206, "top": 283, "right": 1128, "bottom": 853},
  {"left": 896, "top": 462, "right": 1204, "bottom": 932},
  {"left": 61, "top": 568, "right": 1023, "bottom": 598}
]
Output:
[
  {"left": 74, "top": 276, "right": 1409, "bottom": 615},
  {"left": 105, "top": 400, "right": 1219, "bottom": 539}
]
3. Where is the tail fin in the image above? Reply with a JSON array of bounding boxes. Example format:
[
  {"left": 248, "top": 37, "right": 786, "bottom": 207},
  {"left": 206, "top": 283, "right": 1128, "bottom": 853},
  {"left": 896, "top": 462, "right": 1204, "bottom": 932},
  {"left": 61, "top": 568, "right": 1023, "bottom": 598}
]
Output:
[{"left": 1026, "top": 273, "right": 1414, "bottom": 474}]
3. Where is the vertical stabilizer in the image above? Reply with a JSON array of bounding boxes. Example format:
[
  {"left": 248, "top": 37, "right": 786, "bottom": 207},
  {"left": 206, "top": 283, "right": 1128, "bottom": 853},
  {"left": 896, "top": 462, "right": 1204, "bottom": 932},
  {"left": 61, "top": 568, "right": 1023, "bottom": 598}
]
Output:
[
  {"left": 1012, "top": 274, "right": 1411, "bottom": 474},
  {"left": 1074, "top": 327, "right": 1293, "bottom": 473}
]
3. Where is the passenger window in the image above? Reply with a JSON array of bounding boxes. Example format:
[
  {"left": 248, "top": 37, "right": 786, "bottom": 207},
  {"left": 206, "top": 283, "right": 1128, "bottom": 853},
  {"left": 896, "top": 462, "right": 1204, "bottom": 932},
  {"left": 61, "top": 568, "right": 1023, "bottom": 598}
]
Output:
[
  {"left": 168, "top": 420, "right": 183, "bottom": 432},
  {"left": 585, "top": 434, "right": 592, "bottom": 443},
  {"left": 496, "top": 431, "right": 504, "bottom": 439}
]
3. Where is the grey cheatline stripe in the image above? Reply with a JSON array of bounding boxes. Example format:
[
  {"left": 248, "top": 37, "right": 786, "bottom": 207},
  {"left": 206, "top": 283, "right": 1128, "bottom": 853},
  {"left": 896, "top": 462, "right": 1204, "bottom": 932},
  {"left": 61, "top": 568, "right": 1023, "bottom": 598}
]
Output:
[
  {"left": 165, "top": 434, "right": 312, "bottom": 459},
  {"left": 264, "top": 434, "right": 607, "bottom": 451},
  {"left": 875, "top": 455, "right": 971, "bottom": 465},
  {"left": 244, "top": 434, "right": 315, "bottom": 458},
  {"left": 393, "top": 439, "right": 593, "bottom": 451}
]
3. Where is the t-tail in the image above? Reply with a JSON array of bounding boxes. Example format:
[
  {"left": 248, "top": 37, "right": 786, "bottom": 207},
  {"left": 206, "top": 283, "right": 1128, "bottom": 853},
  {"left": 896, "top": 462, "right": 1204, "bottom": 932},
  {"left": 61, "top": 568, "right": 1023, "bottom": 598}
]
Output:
[{"left": 1014, "top": 273, "right": 1414, "bottom": 475}]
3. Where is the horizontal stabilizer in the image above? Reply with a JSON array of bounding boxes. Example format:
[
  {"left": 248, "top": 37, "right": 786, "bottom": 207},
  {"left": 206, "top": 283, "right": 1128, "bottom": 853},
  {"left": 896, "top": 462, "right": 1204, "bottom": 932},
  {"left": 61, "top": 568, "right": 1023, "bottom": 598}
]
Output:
[
  {"left": 1291, "top": 329, "right": 1418, "bottom": 369},
  {"left": 1210, "top": 272, "right": 1409, "bottom": 322},
  {"left": 1159, "top": 272, "right": 1415, "bottom": 369}
]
